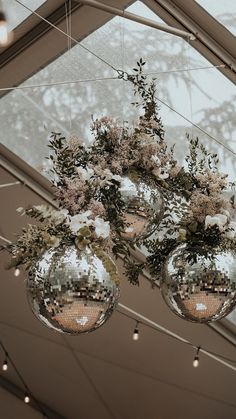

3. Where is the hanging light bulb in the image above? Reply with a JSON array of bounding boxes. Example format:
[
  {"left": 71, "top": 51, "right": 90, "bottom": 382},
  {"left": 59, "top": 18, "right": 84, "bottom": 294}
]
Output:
[
  {"left": 132, "top": 321, "right": 139, "bottom": 341},
  {"left": 14, "top": 268, "right": 20, "bottom": 277},
  {"left": 0, "top": 11, "right": 8, "bottom": 46},
  {"left": 0, "top": 9, "right": 13, "bottom": 47},
  {"left": 193, "top": 347, "right": 200, "bottom": 368},
  {"left": 2, "top": 358, "right": 8, "bottom": 371},
  {"left": 24, "top": 394, "right": 30, "bottom": 404}
]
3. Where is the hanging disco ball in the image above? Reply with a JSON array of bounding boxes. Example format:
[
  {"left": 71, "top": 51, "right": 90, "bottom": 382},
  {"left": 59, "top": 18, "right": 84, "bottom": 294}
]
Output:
[
  {"left": 120, "top": 170, "right": 164, "bottom": 240},
  {"left": 27, "top": 245, "right": 120, "bottom": 334},
  {"left": 161, "top": 243, "right": 236, "bottom": 323}
]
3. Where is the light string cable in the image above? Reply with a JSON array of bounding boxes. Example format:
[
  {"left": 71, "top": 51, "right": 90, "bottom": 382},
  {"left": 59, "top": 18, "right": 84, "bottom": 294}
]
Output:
[
  {"left": 0, "top": 340, "right": 47, "bottom": 417},
  {"left": 14, "top": 0, "right": 117, "bottom": 72},
  {"left": 0, "top": 65, "right": 226, "bottom": 93},
  {"left": 117, "top": 304, "right": 236, "bottom": 372},
  {"left": 9, "top": 2, "right": 236, "bottom": 156}
]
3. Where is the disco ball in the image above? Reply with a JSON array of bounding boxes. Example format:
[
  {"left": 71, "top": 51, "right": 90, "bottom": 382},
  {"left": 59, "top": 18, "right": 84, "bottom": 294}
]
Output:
[
  {"left": 120, "top": 170, "right": 164, "bottom": 240},
  {"left": 161, "top": 243, "right": 236, "bottom": 323},
  {"left": 27, "top": 245, "right": 120, "bottom": 334}
]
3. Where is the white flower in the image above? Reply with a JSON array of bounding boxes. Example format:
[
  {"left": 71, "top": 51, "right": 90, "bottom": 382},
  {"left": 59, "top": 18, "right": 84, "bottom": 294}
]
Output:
[
  {"left": 60, "top": 209, "right": 69, "bottom": 216},
  {"left": 94, "top": 217, "right": 110, "bottom": 239},
  {"left": 205, "top": 214, "right": 228, "bottom": 232},
  {"left": 77, "top": 167, "right": 94, "bottom": 181},
  {"left": 112, "top": 174, "right": 122, "bottom": 182},
  {"left": 225, "top": 221, "right": 236, "bottom": 240},
  {"left": 69, "top": 211, "right": 93, "bottom": 234},
  {"left": 151, "top": 155, "right": 161, "bottom": 165}
]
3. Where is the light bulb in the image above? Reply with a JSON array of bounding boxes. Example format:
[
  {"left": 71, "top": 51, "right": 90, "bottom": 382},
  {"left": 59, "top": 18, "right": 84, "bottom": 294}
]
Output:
[
  {"left": 132, "top": 325, "right": 139, "bottom": 341},
  {"left": 0, "top": 12, "right": 8, "bottom": 46},
  {"left": 14, "top": 268, "right": 20, "bottom": 277},
  {"left": 24, "top": 395, "right": 30, "bottom": 404},
  {"left": 193, "top": 347, "right": 200, "bottom": 368},
  {"left": 2, "top": 359, "right": 8, "bottom": 371},
  {"left": 193, "top": 357, "right": 199, "bottom": 368}
]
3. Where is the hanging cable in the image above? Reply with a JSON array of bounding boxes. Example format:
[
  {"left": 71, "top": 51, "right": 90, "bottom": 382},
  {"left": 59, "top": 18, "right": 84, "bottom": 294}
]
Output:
[
  {"left": 65, "top": 0, "right": 73, "bottom": 133},
  {"left": 0, "top": 65, "right": 226, "bottom": 93},
  {"left": 15, "top": 0, "right": 117, "bottom": 72},
  {"left": 153, "top": 94, "right": 236, "bottom": 157},
  {"left": 186, "top": 38, "right": 194, "bottom": 139}
]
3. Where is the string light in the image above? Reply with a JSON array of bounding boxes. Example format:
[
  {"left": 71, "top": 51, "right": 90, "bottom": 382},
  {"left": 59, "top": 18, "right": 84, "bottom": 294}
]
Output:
[
  {"left": 132, "top": 321, "right": 139, "bottom": 341},
  {"left": 0, "top": 341, "right": 46, "bottom": 415},
  {"left": 2, "top": 356, "right": 8, "bottom": 371},
  {"left": 24, "top": 394, "right": 30, "bottom": 404},
  {"left": 193, "top": 347, "right": 200, "bottom": 368},
  {"left": 0, "top": 11, "right": 8, "bottom": 46},
  {"left": 0, "top": 9, "right": 12, "bottom": 47},
  {"left": 14, "top": 268, "right": 20, "bottom": 277}
]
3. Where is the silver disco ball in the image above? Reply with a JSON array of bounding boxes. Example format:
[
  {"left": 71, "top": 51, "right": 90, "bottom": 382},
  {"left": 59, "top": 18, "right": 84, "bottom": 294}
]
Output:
[
  {"left": 161, "top": 243, "right": 236, "bottom": 323},
  {"left": 120, "top": 170, "right": 164, "bottom": 240},
  {"left": 27, "top": 245, "right": 120, "bottom": 334}
]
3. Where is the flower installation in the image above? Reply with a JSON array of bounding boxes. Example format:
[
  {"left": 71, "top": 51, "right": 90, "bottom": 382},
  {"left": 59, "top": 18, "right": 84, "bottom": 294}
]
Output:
[{"left": 1, "top": 59, "right": 236, "bottom": 333}]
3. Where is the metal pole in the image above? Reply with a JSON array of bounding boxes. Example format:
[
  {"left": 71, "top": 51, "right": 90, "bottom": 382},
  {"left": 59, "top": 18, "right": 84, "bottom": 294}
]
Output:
[{"left": 78, "top": 0, "right": 195, "bottom": 40}]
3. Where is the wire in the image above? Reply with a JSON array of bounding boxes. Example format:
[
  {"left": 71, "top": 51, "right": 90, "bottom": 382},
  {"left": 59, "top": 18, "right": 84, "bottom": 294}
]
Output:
[
  {"left": 0, "top": 65, "right": 226, "bottom": 92},
  {"left": 0, "top": 76, "right": 119, "bottom": 91},
  {"left": 116, "top": 306, "right": 236, "bottom": 371},
  {"left": 65, "top": 0, "right": 72, "bottom": 132},
  {"left": 0, "top": 340, "right": 47, "bottom": 417},
  {"left": 15, "top": 0, "right": 117, "bottom": 72},
  {"left": 144, "top": 64, "right": 226, "bottom": 76},
  {"left": 154, "top": 94, "right": 236, "bottom": 156}
]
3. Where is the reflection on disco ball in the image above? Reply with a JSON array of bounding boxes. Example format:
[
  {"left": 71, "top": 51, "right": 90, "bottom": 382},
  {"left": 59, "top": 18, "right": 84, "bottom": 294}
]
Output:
[
  {"left": 161, "top": 243, "right": 236, "bottom": 323},
  {"left": 27, "top": 246, "right": 120, "bottom": 334},
  {"left": 120, "top": 170, "right": 164, "bottom": 240}
]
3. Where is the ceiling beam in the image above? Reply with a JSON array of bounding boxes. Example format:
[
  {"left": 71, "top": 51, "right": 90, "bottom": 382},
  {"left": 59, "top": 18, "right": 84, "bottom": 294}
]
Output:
[
  {"left": 78, "top": 0, "right": 195, "bottom": 39},
  {"left": 143, "top": 0, "right": 236, "bottom": 84}
]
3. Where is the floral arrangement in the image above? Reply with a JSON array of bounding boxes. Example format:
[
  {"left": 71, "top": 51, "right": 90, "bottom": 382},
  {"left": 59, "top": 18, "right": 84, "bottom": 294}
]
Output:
[{"left": 2, "top": 59, "right": 236, "bottom": 286}]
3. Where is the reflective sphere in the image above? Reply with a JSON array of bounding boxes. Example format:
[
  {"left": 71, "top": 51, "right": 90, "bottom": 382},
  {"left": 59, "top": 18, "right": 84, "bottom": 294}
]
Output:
[
  {"left": 27, "top": 246, "right": 120, "bottom": 334},
  {"left": 161, "top": 244, "right": 236, "bottom": 323},
  {"left": 120, "top": 170, "right": 164, "bottom": 240}
]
